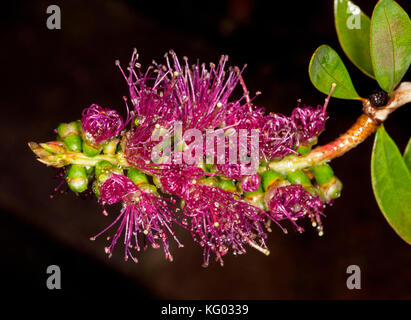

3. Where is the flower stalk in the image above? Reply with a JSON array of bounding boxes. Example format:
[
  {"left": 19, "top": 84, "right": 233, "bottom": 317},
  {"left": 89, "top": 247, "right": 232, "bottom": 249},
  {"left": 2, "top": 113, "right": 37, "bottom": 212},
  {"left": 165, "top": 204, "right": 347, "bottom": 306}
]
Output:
[{"left": 29, "top": 83, "right": 411, "bottom": 178}]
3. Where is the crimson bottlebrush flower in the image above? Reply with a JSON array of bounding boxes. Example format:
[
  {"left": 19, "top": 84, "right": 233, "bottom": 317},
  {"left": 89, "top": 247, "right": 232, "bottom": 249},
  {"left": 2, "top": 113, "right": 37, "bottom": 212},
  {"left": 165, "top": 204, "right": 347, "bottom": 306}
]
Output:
[
  {"left": 291, "top": 104, "right": 328, "bottom": 144},
  {"left": 260, "top": 113, "right": 297, "bottom": 161},
  {"left": 92, "top": 173, "right": 182, "bottom": 262},
  {"left": 158, "top": 166, "right": 204, "bottom": 199},
  {"left": 181, "top": 184, "right": 270, "bottom": 267},
  {"left": 81, "top": 104, "right": 124, "bottom": 144},
  {"left": 165, "top": 51, "right": 240, "bottom": 131},
  {"left": 267, "top": 184, "right": 324, "bottom": 235},
  {"left": 116, "top": 51, "right": 178, "bottom": 167},
  {"left": 216, "top": 163, "right": 244, "bottom": 180},
  {"left": 224, "top": 101, "right": 266, "bottom": 130},
  {"left": 98, "top": 172, "right": 137, "bottom": 205},
  {"left": 240, "top": 174, "right": 261, "bottom": 192}
]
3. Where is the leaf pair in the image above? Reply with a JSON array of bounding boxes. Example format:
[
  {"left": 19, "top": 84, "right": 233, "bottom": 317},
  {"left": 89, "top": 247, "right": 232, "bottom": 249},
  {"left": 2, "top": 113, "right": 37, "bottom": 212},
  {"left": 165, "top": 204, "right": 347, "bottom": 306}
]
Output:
[{"left": 309, "top": 0, "right": 411, "bottom": 99}]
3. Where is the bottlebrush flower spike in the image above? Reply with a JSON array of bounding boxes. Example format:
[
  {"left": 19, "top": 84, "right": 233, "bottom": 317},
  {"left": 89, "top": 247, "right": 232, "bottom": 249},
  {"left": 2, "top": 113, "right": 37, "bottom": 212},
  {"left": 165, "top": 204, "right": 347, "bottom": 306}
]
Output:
[
  {"left": 92, "top": 173, "right": 182, "bottom": 262},
  {"left": 28, "top": 49, "right": 342, "bottom": 266},
  {"left": 81, "top": 104, "right": 124, "bottom": 144}
]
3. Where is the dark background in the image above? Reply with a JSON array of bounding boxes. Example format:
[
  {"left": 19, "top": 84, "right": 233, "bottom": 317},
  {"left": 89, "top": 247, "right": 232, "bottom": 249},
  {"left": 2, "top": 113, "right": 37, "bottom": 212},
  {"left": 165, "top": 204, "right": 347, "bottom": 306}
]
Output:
[{"left": 1, "top": 0, "right": 410, "bottom": 300}]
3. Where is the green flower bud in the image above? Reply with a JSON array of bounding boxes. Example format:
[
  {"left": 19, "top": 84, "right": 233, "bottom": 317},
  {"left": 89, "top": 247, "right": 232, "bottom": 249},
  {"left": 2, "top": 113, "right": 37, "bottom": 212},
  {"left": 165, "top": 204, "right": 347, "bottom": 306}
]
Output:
[
  {"left": 85, "top": 166, "right": 94, "bottom": 175},
  {"left": 310, "top": 164, "right": 334, "bottom": 186},
  {"left": 217, "top": 179, "right": 237, "bottom": 193},
  {"left": 63, "top": 135, "right": 82, "bottom": 152},
  {"left": 82, "top": 141, "right": 101, "bottom": 157},
  {"left": 319, "top": 176, "right": 343, "bottom": 203},
  {"left": 66, "top": 164, "right": 88, "bottom": 193},
  {"left": 285, "top": 170, "right": 320, "bottom": 196},
  {"left": 243, "top": 183, "right": 264, "bottom": 197},
  {"left": 262, "top": 170, "right": 283, "bottom": 191},
  {"left": 95, "top": 160, "right": 114, "bottom": 178},
  {"left": 286, "top": 170, "right": 312, "bottom": 186},
  {"left": 127, "top": 167, "right": 149, "bottom": 186},
  {"left": 103, "top": 139, "right": 119, "bottom": 155},
  {"left": 57, "top": 121, "right": 80, "bottom": 138},
  {"left": 296, "top": 144, "right": 311, "bottom": 156}
]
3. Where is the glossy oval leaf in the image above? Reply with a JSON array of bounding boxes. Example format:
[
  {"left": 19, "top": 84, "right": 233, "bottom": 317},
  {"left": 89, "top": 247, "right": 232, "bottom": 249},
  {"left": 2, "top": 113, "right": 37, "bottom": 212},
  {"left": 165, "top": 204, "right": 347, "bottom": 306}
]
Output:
[
  {"left": 309, "top": 45, "right": 360, "bottom": 99},
  {"left": 403, "top": 137, "right": 411, "bottom": 172},
  {"left": 334, "top": 0, "right": 374, "bottom": 78},
  {"left": 371, "top": 126, "right": 411, "bottom": 244},
  {"left": 370, "top": 0, "right": 411, "bottom": 93}
]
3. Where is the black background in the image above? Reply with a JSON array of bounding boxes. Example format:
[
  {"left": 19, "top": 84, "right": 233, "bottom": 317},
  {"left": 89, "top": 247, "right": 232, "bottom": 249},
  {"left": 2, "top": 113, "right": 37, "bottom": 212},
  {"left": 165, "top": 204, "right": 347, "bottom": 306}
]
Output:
[{"left": 1, "top": 0, "right": 410, "bottom": 300}]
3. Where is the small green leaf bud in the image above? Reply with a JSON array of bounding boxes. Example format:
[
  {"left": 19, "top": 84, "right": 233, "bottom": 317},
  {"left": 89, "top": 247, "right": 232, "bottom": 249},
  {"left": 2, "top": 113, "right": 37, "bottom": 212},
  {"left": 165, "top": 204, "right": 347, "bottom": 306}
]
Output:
[
  {"left": 82, "top": 141, "right": 101, "bottom": 157},
  {"left": 57, "top": 122, "right": 80, "bottom": 139},
  {"left": 310, "top": 164, "right": 334, "bottom": 186},
  {"left": 262, "top": 170, "right": 284, "bottom": 191},
  {"left": 296, "top": 144, "right": 312, "bottom": 156},
  {"left": 127, "top": 167, "right": 149, "bottom": 186},
  {"left": 319, "top": 176, "right": 343, "bottom": 203},
  {"left": 63, "top": 135, "right": 83, "bottom": 152},
  {"left": 66, "top": 165, "right": 88, "bottom": 193},
  {"left": 217, "top": 179, "right": 237, "bottom": 193},
  {"left": 286, "top": 170, "right": 312, "bottom": 186},
  {"left": 95, "top": 160, "right": 114, "bottom": 178}
]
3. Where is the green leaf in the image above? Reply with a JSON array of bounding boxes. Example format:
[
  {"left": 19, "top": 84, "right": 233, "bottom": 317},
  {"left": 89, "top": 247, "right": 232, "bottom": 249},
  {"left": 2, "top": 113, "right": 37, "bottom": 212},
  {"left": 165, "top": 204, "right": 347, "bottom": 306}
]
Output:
[
  {"left": 370, "top": 0, "right": 411, "bottom": 93},
  {"left": 403, "top": 137, "right": 411, "bottom": 172},
  {"left": 309, "top": 45, "right": 361, "bottom": 99},
  {"left": 371, "top": 126, "right": 411, "bottom": 244},
  {"left": 334, "top": 0, "right": 374, "bottom": 78}
]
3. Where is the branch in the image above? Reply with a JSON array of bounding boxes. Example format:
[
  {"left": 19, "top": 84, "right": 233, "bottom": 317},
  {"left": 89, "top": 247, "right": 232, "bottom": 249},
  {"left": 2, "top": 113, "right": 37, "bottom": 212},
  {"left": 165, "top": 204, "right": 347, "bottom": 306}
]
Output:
[
  {"left": 29, "top": 83, "right": 411, "bottom": 173},
  {"left": 269, "top": 82, "right": 411, "bottom": 173}
]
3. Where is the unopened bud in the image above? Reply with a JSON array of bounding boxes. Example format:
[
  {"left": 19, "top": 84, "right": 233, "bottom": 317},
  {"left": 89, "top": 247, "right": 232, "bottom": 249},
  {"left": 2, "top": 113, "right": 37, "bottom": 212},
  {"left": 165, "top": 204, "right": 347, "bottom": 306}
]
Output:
[{"left": 66, "top": 164, "right": 88, "bottom": 193}]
